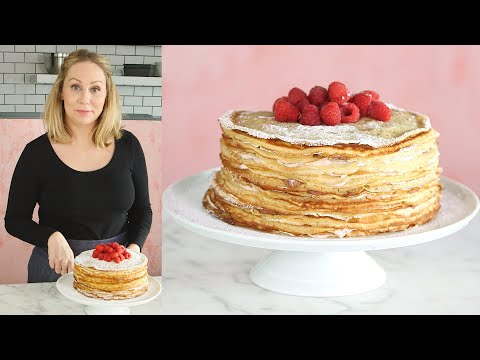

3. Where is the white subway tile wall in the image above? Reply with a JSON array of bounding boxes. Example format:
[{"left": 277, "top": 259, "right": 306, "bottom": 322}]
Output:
[{"left": 0, "top": 45, "right": 162, "bottom": 118}]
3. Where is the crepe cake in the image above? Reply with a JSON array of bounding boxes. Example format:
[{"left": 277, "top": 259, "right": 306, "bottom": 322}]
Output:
[
  {"left": 203, "top": 104, "right": 442, "bottom": 238},
  {"left": 73, "top": 249, "right": 148, "bottom": 300}
]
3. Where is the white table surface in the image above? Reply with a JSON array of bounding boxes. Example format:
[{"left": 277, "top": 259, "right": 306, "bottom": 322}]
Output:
[
  {"left": 0, "top": 275, "right": 162, "bottom": 315},
  {"left": 3, "top": 211, "right": 479, "bottom": 315},
  {"left": 161, "top": 211, "right": 480, "bottom": 315}
]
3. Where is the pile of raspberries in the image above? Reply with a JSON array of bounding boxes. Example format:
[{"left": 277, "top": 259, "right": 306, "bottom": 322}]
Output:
[{"left": 273, "top": 81, "right": 391, "bottom": 126}]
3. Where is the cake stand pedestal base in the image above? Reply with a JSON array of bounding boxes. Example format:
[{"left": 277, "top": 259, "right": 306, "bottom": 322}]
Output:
[
  {"left": 85, "top": 305, "right": 131, "bottom": 315},
  {"left": 250, "top": 250, "right": 386, "bottom": 297},
  {"left": 56, "top": 273, "right": 162, "bottom": 315}
]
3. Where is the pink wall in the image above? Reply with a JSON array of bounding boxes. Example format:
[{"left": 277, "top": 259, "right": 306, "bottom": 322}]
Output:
[
  {"left": 163, "top": 45, "right": 480, "bottom": 195},
  {"left": 0, "top": 119, "right": 162, "bottom": 284}
]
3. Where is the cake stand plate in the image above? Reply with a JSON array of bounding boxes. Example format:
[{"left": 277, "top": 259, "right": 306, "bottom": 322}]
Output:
[
  {"left": 163, "top": 168, "right": 480, "bottom": 297},
  {"left": 56, "top": 273, "right": 162, "bottom": 315}
]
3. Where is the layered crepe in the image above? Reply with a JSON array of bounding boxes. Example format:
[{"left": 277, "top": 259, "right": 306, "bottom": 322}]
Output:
[
  {"left": 73, "top": 250, "right": 148, "bottom": 300},
  {"left": 203, "top": 107, "right": 442, "bottom": 238}
]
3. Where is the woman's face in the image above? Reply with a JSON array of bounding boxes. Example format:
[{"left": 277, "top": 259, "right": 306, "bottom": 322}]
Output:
[{"left": 61, "top": 61, "right": 107, "bottom": 129}]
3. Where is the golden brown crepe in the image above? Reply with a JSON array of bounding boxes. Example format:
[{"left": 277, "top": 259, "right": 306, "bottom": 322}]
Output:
[
  {"left": 203, "top": 108, "right": 442, "bottom": 238},
  {"left": 73, "top": 250, "right": 148, "bottom": 300}
]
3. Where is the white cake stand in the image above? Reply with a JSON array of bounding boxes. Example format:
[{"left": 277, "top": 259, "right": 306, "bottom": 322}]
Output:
[
  {"left": 163, "top": 168, "right": 480, "bottom": 297},
  {"left": 56, "top": 273, "right": 162, "bottom": 315}
]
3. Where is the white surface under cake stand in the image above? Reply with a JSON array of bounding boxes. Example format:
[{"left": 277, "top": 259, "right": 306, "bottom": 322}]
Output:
[
  {"left": 56, "top": 273, "right": 162, "bottom": 315},
  {"left": 163, "top": 168, "right": 480, "bottom": 297}
]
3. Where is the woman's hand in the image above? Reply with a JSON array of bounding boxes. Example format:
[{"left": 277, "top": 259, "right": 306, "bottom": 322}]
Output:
[
  {"left": 47, "top": 232, "right": 74, "bottom": 275},
  {"left": 127, "top": 243, "right": 141, "bottom": 253}
]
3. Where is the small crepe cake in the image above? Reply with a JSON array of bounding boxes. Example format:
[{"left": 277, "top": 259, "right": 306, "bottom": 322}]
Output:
[
  {"left": 203, "top": 82, "right": 442, "bottom": 238},
  {"left": 73, "top": 242, "right": 148, "bottom": 300}
]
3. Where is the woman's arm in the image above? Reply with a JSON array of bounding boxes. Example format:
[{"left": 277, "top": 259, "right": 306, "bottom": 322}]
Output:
[
  {"left": 4, "top": 142, "right": 57, "bottom": 248},
  {"left": 126, "top": 134, "right": 153, "bottom": 251}
]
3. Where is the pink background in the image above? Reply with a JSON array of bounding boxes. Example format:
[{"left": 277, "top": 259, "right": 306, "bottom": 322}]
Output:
[
  {"left": 0, "top": 119, "right": 162, "bottom": 284},
  {"left": 163, "top": 45, "right": 480, "bottom": 196}
]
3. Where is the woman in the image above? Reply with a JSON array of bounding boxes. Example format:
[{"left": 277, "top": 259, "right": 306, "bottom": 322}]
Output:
[{"left": 4, "top": 49, "right": 152, "bottom": 283}]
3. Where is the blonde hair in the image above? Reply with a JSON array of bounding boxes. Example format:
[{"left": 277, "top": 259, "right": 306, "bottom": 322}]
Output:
[{"left": 43, "top": 49, "right": 123, "bottom": 149}]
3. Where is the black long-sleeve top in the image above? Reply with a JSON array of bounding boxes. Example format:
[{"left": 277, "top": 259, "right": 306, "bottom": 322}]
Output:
[{"left": 4, "top": 129, "right": 152, "bottom": 250}]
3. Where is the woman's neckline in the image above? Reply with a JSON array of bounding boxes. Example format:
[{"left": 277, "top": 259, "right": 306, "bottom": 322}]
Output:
[{"left": 45, "top": 133, "right": 118, "bottom": 174}]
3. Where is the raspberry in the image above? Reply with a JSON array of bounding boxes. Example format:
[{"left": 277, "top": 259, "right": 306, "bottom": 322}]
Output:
[
  {"left": 112, "top": 242, "right": 119, "bottom": 250},
  {"left": 92, "top": 250, "right": 99, "bottom": 258},
  {"left": 119, "top": 254, "right": 125, "bottom": 261},
  {"left": 98, "top": 252, "right": 104, "bottom": 260},
  {"left": 340, "top": 103, "right": 360, "bottom": 123},
  {"left": 367, "top": 101, "right": 391, "bottom": 122},
  {"left": 114, "top": 257, "right": 121, "bottom": 264},
  {"left": 95, "top": 244, "right": 104, "bottom": 252},
  {"left": 272, "top": 96, "right": 288, "bottom": 111},
  {"left": 111, "top": 251, "right": 119, "bottom": 259},
  {"left": 328, "top": 81, "right": 350, "bottom": 104},
  {"left": 287, "top": 87, "right": 308, "bottom": 105},
  {"left": 308, "top": 86, "right": 328, "bottom": 106},
  {"left": 104, "top": 254, "right": 112, "bottom": 262},
  {"left": 361, "top": 90, "right": 380, "bottom": 101},
  {"left": 125, "top": 252, "right": 131, "bottom": 259},
  {"left": 296, "top": 98, "right": 311, "bottom": 113},
  {"left": 350, "top": 93, "right": 372, "bottom": 117},
  {"left": 320, "top": 102, "right": 341, "bottom": 126},
  {"left": 273, "top": 100, "right": 300, "bottom": 122},
  {"left": 300, "top": 104, "right": 321, "bottom": 126}
]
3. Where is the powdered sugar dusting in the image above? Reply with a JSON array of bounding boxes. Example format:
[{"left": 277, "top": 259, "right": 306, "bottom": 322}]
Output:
[
  {"left": 333, "top": 228, "right": 353, "bottom": 238},
  {"left": 75, "top": 250, "right": 147, "bottom": 270},
  {"left": 219, "top": 104, "right": 432, "bottom": 148}
]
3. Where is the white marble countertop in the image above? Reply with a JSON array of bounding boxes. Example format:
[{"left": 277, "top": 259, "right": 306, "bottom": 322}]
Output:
[
  {"left": 4, "top": 211, "right": 479, "bottom": 315},
  {"left": 161, "top": 211, "right": 480, "bottom": 315},
  {"left": 0, "top": 276, "right": 162, "bottom": 315}
]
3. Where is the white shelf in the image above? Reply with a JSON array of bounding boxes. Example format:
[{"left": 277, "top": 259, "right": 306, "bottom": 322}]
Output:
[{"left": 30, "top": 74, "right": 161, "bottom": 87}]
